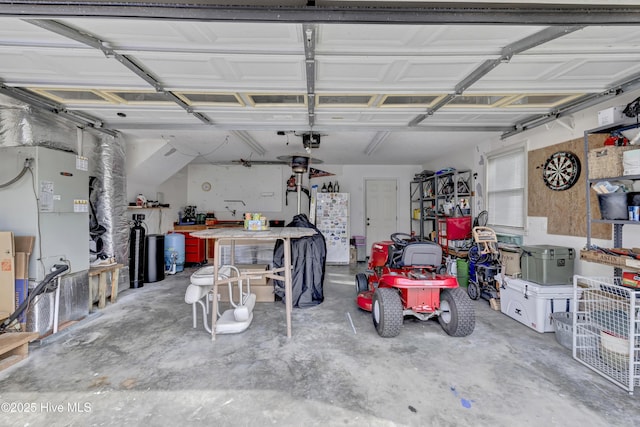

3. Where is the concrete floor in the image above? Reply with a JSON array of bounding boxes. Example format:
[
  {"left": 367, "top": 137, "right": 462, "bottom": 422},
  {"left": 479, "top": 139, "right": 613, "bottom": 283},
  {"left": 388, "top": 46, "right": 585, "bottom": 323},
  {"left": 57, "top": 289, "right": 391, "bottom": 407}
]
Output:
[{"left": 1, "top": 264, "right": 639, "bottom": 426}]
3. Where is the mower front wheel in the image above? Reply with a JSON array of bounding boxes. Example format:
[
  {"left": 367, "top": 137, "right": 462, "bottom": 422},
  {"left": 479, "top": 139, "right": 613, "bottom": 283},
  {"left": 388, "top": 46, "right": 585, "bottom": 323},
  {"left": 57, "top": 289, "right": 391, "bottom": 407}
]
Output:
[
  {"left": 355, "top": 273, "right": 369, "bottom": 294},
  {"left": 372, "top": 288, "right": 403, "bottom": 337},
  {"left": 438, "top": 287, "right": 475, "bottom": 337},
  {"left": 467, "top": 281, "right": 480, "bottom": 300}
]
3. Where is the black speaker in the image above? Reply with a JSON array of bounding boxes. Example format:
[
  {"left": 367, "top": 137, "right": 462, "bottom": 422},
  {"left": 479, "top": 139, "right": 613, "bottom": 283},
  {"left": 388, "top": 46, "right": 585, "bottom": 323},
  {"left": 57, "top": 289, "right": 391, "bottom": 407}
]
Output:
[{"left": 144, "top": 234, "right": 165, "bottom": 283}]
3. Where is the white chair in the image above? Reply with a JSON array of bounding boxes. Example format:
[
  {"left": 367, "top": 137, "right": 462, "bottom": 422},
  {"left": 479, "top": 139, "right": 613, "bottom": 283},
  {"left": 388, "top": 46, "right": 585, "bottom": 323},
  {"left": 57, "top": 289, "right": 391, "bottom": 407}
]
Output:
[{"left": 185, "top": 265, "right": 256, "bottom": 334}]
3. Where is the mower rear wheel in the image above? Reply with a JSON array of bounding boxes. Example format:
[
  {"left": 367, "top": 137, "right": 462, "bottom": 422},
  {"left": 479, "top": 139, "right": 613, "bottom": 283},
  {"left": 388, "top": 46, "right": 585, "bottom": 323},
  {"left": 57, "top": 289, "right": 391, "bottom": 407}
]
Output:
[
  {"left": 372, "top": 288, "right": 403, "bottom": 337},
  {"left": 355, "top": 273, "right": 369, "bottom": 294},
  {"left": 438, "top": 288, "right": 475, "bottom": 337},
  {"left": 467, "top": 281, "right": 480, "bottom": 300}
]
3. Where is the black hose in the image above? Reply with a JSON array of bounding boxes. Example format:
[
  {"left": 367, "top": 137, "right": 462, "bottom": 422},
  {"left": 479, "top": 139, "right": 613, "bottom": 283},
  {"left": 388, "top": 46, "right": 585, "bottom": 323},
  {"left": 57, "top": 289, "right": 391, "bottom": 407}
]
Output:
[{"left": 0, "top": 264, "right": 69, "bottom": 333}]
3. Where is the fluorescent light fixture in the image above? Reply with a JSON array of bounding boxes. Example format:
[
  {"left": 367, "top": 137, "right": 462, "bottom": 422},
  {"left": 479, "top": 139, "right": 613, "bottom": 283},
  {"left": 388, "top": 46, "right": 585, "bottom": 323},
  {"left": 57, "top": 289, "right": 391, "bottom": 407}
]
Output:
[
  {"left": 231, "top": 130, "right": 266, "bottom": 156},
  {"left": 364, "top": 131, "right": 390, "bottom": 156}
]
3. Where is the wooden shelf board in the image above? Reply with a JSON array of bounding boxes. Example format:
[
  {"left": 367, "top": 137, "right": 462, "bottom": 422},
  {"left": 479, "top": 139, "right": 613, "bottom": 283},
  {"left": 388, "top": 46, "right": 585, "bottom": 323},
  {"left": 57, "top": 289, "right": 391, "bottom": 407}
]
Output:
[{"left": 580, "top": 249, "right": 640, "bottom": 270}]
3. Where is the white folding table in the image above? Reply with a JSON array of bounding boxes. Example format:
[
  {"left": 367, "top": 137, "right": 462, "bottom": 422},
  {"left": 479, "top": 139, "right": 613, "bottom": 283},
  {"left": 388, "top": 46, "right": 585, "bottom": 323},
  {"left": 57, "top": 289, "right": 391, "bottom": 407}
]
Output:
[{"left": 190, "top": 227, "right": 317, "bottom": 340}]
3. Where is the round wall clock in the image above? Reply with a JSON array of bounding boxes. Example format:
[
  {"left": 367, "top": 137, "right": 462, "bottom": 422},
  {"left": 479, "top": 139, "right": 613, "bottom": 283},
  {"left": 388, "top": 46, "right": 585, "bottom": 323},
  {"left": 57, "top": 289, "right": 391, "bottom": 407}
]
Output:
[
  {"left": 201, "top": 181, "right": 212, "bottom": 192},
  {"left": 542, "top": 151, "right": 581, "bottom": 191}
]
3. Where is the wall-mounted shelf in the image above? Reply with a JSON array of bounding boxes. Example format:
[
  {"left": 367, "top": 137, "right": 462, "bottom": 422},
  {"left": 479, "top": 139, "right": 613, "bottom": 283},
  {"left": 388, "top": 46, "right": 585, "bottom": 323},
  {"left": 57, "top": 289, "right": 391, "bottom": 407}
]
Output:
[
  {"left": 580, "top": 249, "right": 640, "bottom": 271},
  {"left": 584, "top": 119, "right": 640, "bottom": 275}
]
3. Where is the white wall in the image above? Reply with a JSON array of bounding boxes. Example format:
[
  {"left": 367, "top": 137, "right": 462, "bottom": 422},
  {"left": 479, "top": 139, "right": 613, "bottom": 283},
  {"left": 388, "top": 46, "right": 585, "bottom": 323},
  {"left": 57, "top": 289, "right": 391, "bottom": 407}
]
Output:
[
  {"left": 429, "top": 89, "right": 640, "bottom": 277},
  {"left": 335, "top": 165, "right": 422, "bottom": 237},
  {"left": 158, "top": 164, "right": 303, "bottom": 226},
  {"left": 130, "top": 162, "right": 421, "bottom": 240}
]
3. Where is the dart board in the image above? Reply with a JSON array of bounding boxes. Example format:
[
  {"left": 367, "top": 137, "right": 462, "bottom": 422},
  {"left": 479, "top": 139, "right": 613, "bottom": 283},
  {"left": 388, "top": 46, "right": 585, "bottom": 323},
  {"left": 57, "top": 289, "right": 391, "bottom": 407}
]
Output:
[{"left": 542, "top": 151, "right": 581, "bottom": 191}]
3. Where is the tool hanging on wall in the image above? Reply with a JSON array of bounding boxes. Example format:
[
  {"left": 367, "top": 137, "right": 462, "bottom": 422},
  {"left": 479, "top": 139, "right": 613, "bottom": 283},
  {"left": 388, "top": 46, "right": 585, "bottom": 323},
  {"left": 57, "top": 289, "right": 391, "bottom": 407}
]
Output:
[{"left": 285, "top": 174, "right": 310, "bottom": 208}]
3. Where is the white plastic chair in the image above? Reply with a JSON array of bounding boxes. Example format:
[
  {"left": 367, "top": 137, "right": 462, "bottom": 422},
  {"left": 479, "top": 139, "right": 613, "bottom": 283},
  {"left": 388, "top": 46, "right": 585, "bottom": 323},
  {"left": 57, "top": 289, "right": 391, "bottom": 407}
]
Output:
[{"left": 185, "top": 265, "right": 256, "bottom": 334}]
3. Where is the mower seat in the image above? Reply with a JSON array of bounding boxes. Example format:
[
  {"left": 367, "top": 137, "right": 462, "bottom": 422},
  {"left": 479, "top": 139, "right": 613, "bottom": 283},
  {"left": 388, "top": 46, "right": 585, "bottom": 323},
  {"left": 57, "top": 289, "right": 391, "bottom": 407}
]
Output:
[
  {"left": 388, "top": 244, "right": 404, "bottom": 268},
  {"left": 399, "top": 242, "right": 442, "bottom": 267}
]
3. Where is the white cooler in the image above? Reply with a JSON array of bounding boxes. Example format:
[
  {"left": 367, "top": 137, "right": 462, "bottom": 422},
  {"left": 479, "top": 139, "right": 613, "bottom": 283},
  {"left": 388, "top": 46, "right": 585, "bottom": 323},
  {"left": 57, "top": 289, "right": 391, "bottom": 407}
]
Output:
[{"left": 500, "top": 277, "right": 575, "bottom": 333}]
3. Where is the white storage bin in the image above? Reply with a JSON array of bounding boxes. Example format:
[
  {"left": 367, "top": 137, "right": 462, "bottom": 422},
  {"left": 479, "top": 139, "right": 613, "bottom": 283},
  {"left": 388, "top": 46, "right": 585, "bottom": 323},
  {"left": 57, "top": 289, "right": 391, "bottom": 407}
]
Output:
[
  {"left": 623, "top": 149, "right": 640, "bottom": 176},
  {"left": 597, "top": 105, "right": 626, "bottom": 127},
  {"left": 500, "top": 277, "right": 576, "bottom": 333}
]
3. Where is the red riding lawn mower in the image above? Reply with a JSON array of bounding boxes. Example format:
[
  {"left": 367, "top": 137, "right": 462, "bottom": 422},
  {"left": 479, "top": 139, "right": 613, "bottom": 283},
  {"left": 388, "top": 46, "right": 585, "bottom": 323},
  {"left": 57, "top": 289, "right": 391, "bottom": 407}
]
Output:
[{"left": 355, "top": 233, "right": 475, "bottom": 338}]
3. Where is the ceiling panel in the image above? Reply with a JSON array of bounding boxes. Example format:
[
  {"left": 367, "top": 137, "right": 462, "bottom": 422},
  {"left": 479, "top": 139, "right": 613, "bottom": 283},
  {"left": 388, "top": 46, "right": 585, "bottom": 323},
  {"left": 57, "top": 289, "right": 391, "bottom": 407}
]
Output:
[
  {"left": 74, "top": 106, "right": 203, "bottom": 126},
  {"left": 525, "top": 26, "right": 640, "bottom": 54},
  {"left": 131, "top": 52, "right": 307, "bottom": 90},
  {"left": 0, "top": 46, "right": 143, "bottom": 87},
  {"left": 60, "top": 19, "right": 303, "bottom": 53},
  {"left": 194, "top": 109, "right": 309, "bottom": 127},
  {"left": 317, "top": 24, "right": 545, "bottom": 55},
  {"left": 0, "top": 6, "right": 639, "bottom": 166},
  {"left": 420, "top": 110, "right": 538, "bottom": 126},
  {"left": 475, "top": 54, "right": 640, "bottom": 92},
  {"left": 316, "top": 56, "right": 487, "bottom": 91},
  {"left": 315, "top": 110, "right": 417, "bottom": 127},
  {"left": 0, "top": 18, "right": 86, "bottom": 48}
]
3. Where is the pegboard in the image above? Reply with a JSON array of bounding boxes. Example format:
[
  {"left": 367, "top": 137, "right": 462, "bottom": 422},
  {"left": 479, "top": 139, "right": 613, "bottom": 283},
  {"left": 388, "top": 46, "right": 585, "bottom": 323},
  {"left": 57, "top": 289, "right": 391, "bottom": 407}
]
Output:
[{"left": 528, "top": 134, "right": 610, "bottom": 239}]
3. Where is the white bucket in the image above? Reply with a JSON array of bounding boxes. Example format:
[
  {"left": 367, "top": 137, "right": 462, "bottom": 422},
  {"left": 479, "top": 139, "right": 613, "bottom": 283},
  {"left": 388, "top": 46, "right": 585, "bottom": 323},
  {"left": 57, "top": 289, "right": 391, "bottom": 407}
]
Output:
[
  {"left": 623, "top": 149, "right": 640, "bottom": 176},
  {"left": 447, "top": 257, "right": 457, "bottom": 275}
]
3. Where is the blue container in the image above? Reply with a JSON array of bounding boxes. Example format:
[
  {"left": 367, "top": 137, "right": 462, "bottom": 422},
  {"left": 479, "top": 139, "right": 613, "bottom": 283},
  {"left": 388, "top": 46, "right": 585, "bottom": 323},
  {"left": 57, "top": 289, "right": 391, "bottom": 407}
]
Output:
[{"left": 164, "top": 232, "right": 185, "bottom": 272}]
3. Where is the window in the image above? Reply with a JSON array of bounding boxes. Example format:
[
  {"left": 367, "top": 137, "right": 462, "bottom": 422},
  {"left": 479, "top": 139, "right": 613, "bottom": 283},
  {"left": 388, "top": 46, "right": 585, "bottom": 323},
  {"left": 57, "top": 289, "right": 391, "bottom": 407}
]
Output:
[
  {"left": 246, "top": 94, "right": 306, "bottom": 106},
  {"left": 317, "top": 94, "right": 373, "bottom": 107},
  {"left": 379, "top": 94, "right": 443, "bottom": 107},
  {"left": 486, "top": 143, "right": 527, "bottom": 233}
]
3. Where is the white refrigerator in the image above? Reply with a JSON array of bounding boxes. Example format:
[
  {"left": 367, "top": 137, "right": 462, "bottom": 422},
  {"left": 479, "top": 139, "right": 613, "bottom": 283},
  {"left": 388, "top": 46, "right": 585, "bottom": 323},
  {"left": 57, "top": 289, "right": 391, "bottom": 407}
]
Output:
[{"left": 315, "top": 192, "right": 350, "bottom": 265}]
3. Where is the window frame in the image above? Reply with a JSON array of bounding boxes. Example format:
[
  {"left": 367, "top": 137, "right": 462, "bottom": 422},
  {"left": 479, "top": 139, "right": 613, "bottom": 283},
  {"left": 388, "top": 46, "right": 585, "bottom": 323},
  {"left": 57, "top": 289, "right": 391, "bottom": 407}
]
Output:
[{"left": 485, "top": 141, "right": 528, "bottom": 235}]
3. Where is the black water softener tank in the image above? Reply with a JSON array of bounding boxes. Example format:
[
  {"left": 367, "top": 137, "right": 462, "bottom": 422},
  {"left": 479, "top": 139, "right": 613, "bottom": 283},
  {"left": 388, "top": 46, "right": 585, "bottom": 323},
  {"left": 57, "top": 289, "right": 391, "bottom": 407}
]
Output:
[
  {"left": 129, "top": 214, "right": 145, "bottom": 288},
  {"left": 144, "top": 234, "right": 165, "bottom": 283}
]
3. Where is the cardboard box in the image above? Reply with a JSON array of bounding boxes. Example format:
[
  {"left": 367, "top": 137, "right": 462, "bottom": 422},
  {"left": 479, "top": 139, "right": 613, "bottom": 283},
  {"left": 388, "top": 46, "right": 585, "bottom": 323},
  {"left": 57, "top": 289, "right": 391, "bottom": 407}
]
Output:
[
  {"left": 0, "top": 231, "right": 15, "bottom": 318},
  {"left": 217, "top": 282, "right": 274, "bottom": 303},
  {"left": 499, "top": 248, "right": 521, "bottom": 277},
  {"left": 235, "top": 264, "right": 269, "bottom": 285},
  {"left": 622, "top": 272, "right": 640, "bottom": 288},
  {"left": 14, "top": 236, "right": 35, "bottom": 326},
  {"left": 215, "top": 264, "right": 273, "bottom": 302},
  {"left": 597, "top": 105, "right": 627, "bottom": 127}
]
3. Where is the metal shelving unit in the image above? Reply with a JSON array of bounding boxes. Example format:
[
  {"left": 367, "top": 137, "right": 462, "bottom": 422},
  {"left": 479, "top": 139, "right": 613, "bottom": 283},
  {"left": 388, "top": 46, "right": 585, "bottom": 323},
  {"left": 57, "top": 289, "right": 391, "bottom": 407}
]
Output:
[
  {"left": 583, "top": 120, "right": 640, "bottom": 275},
  {"left": 410, "top": 170, "right": 472, "bottom": 243},
  {"left": 410, "top": 176, "right": 436, "bottom": 240}
]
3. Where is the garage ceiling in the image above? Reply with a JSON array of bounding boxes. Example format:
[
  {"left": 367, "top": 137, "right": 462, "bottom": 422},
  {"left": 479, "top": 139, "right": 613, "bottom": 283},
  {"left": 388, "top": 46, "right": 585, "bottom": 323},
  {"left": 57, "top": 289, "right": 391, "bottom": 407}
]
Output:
[{"left": 1, "top": 1, "right": 640, "bottom": 166}]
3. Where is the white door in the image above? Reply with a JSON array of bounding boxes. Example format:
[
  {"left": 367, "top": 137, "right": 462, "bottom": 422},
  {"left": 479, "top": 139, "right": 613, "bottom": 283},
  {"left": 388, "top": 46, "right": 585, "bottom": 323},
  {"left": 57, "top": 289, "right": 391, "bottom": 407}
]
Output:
[{"left": 365, "top": 179, "right": 397, "bottom": 257}]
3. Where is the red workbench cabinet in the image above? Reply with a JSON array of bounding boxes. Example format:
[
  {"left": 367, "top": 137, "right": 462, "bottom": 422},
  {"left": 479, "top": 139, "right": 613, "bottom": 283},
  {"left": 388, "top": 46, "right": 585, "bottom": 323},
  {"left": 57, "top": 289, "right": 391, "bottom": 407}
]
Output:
[{"left": 174, "top": 231, "right": 206, "bottom": 265}]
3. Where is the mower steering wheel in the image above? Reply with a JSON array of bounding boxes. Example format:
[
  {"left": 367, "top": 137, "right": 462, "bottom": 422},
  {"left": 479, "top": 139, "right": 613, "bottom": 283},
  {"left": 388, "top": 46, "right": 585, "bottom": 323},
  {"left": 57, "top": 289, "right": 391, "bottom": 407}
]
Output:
[{"left": 391, "top": 233, "right": 414, "bottom": 247}]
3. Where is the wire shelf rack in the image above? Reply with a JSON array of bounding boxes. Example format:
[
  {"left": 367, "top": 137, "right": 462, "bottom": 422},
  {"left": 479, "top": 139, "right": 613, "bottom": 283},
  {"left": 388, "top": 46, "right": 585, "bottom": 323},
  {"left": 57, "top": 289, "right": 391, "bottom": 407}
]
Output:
[{"left": 573, "top": 276, "right": 640, "bottom": 395}]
